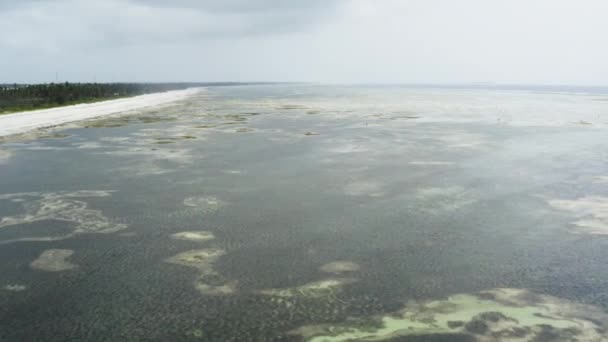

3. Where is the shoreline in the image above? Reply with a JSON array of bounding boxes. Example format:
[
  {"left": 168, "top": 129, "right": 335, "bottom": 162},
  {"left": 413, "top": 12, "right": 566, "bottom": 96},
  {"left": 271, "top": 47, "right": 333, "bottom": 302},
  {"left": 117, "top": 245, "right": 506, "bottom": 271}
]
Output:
[{"left": 0, "top": 88, "right": 201, "bottom": 137}]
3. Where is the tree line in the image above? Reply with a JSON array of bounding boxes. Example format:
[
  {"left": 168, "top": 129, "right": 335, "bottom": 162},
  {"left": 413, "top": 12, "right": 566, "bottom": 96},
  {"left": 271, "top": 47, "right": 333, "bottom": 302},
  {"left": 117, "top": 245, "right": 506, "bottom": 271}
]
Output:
[{"left": 0, "top": 83, "right": 207, "bottom": 113}]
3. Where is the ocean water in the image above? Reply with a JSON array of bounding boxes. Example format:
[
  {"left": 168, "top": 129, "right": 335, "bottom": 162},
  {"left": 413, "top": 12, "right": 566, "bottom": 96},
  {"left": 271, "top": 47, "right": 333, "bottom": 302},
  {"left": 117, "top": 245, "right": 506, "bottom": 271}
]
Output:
[{"left": 1, "top": 85, "right": 608, "bottom": 341}]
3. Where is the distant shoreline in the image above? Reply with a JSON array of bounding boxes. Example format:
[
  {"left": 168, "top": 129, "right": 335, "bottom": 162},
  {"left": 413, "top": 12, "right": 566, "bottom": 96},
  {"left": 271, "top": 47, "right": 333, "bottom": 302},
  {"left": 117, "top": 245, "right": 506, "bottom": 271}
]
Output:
[{"left": 0, "top": 88, "right": 201, "bottom": 137}]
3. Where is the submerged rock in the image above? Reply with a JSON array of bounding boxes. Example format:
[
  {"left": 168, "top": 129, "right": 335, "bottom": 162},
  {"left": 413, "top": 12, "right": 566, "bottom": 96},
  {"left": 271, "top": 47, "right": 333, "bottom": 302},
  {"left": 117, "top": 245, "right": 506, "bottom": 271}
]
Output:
[
  {"left": 291, "top": 288, "right": 608, "bottom": 341},
  {"left": 30, "top": 249, "right": 76, "bottom": 272}
]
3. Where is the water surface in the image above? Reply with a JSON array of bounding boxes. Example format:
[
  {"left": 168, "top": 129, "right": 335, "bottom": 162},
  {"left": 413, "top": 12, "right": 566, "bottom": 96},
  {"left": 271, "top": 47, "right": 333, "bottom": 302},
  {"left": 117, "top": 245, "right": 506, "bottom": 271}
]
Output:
[{"left": 1, "top": 85, "right": 608, "bottom": 341}]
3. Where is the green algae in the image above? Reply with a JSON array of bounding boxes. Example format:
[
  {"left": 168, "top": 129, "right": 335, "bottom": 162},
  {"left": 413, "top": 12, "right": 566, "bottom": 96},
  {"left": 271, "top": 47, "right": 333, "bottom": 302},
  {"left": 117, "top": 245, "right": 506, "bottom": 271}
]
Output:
[{"left": 293, "top": 288, "right": 608, "bottom": 341}]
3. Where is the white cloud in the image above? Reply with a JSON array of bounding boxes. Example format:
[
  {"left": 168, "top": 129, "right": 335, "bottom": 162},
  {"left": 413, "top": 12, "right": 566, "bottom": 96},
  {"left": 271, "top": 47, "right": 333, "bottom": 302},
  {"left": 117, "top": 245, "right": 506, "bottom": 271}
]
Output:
[{"left": 1, "top": 0, "right": 607, "bottom": 84}]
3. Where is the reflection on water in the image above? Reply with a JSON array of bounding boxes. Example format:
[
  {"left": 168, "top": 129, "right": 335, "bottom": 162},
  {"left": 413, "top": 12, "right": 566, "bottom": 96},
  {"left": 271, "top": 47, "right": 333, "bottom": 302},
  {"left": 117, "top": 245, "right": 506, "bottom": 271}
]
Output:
[{"left": 1, "top": 85, "right": 608, "bottom": 341}]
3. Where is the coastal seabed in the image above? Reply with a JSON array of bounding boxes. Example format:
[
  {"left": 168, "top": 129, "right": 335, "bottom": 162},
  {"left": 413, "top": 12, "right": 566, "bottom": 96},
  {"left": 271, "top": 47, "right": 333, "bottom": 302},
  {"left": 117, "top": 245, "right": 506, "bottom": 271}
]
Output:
[{"left": 1, "top": 85, "right": 608, "bottom": 341}]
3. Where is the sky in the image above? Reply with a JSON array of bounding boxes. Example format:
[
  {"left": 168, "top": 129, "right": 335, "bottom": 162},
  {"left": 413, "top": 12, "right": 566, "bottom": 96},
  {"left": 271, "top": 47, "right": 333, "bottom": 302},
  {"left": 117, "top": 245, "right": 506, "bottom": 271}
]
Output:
[{"left": 1, "top": 0, "right": 607, "bottom": 84}]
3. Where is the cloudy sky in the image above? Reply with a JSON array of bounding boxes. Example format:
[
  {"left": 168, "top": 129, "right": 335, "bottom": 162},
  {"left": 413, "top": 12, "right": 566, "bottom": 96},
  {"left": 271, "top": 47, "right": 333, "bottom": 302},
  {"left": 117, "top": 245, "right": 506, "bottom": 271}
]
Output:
[{"left": 1, "top": 0, "right": 606, "bottom": 84}]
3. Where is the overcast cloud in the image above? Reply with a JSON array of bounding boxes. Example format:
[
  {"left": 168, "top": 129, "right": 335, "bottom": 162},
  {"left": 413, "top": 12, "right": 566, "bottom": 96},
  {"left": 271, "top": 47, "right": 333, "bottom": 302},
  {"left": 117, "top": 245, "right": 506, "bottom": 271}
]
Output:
[{"left": 1, "top": 0, "right": 606, "bottom": 84}]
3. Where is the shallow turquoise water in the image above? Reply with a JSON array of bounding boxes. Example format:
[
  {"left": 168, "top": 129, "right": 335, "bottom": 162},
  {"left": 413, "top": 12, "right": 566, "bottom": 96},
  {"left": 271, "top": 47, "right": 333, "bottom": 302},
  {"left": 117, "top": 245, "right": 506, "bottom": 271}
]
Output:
[{"left": 1, "top": 85, "right": 608, "bottom": 341}]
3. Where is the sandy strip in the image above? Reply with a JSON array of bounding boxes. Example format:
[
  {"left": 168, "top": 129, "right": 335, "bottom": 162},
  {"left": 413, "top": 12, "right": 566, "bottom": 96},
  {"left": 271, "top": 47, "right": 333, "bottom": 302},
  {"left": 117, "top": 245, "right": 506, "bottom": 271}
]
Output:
[{"left": 0, "top": 88, "right": 201, "bottom": 137}]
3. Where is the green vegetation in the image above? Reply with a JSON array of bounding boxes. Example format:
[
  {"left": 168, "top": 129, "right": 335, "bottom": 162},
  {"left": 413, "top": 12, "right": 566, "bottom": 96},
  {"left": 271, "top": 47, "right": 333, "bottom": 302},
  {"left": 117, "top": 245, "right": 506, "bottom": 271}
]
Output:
[{"left": 0, "top": 82, "right": 271, "bottom": 114}]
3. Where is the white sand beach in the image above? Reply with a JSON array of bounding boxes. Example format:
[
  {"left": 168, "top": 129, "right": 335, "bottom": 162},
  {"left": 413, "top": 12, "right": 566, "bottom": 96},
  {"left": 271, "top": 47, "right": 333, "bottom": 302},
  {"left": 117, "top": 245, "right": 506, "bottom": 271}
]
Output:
[{"left": 0, "top": 88, "right": 201, "bottom": 137}]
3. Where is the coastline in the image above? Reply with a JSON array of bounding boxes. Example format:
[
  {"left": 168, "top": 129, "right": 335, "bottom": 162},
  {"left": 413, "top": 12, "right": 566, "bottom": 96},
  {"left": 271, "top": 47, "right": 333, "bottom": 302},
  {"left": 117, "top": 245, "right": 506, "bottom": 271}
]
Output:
[{"left": 0, "top": 88, "right": 201, "bottom": 137}]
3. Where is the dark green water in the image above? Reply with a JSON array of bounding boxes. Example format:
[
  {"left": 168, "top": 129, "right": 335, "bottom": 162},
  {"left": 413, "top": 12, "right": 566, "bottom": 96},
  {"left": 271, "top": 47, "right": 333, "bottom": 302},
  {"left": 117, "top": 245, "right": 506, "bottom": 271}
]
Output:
[{"left": 1, "top": 85, "right": 608, "bottom": 341}]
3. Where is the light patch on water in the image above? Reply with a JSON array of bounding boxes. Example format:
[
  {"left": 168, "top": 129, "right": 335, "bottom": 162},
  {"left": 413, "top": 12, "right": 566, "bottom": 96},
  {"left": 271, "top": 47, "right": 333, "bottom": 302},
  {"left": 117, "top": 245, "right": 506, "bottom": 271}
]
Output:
[
  {"left": 0, "top": 149, "right": 11, "bottom": 164},
  {"left": 30, "top": 249, "right": 76, "bottom": 272},
  {"left": 259, "top": 278, "right": 357, "bottom": 298},
  {"left": 292, "top": 288, "right": 608, "bottom": 341},
  {"left": 409, "top": 161, "right": 454, "bottom": 166},
  {"left": 593, "top": 176, "right": 608, "bottom": 184},
  {"left": 328, "top": 143, "right": 370, "bottom": 154},
  {"left": 75, "top": 141, "right": 105, "bottom": 149},
  {"left": 89, "top": 130, "right": 198, "bottom": 167},
  {"left": 165, "top": 248, "right": 237, "bottom": 295},
  {"left": 548, "top": 196, "right": 608, "bottom": 235},
  {"left": 343, "top": 181, "right": 385, "bottom": 198},
  {"left": 183, "top": 196, "right": 226, "bottom": 214},
  {"left": 0, "top": 191, "right": 127, "bottom": 243},
  {"left": 3, "top": 284, "right": 27, "bottom": 292},
  {"left": 171, "top": 231, "right": 215, "bottom": 243},
  {"left": 319, "top": 261, "right": 360, "bottom": 274},
  {"left": 435, "top": 131, "right": 487, "bottom": 149},
  {"left": 416, "top": 186, "right": 476, "bottom": 211},
  {"left": 104, "top": 145, "right": 193, "bottom": 163},
  {"left": 223, "top": 170, "right": 244, "bottom": 175}
]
